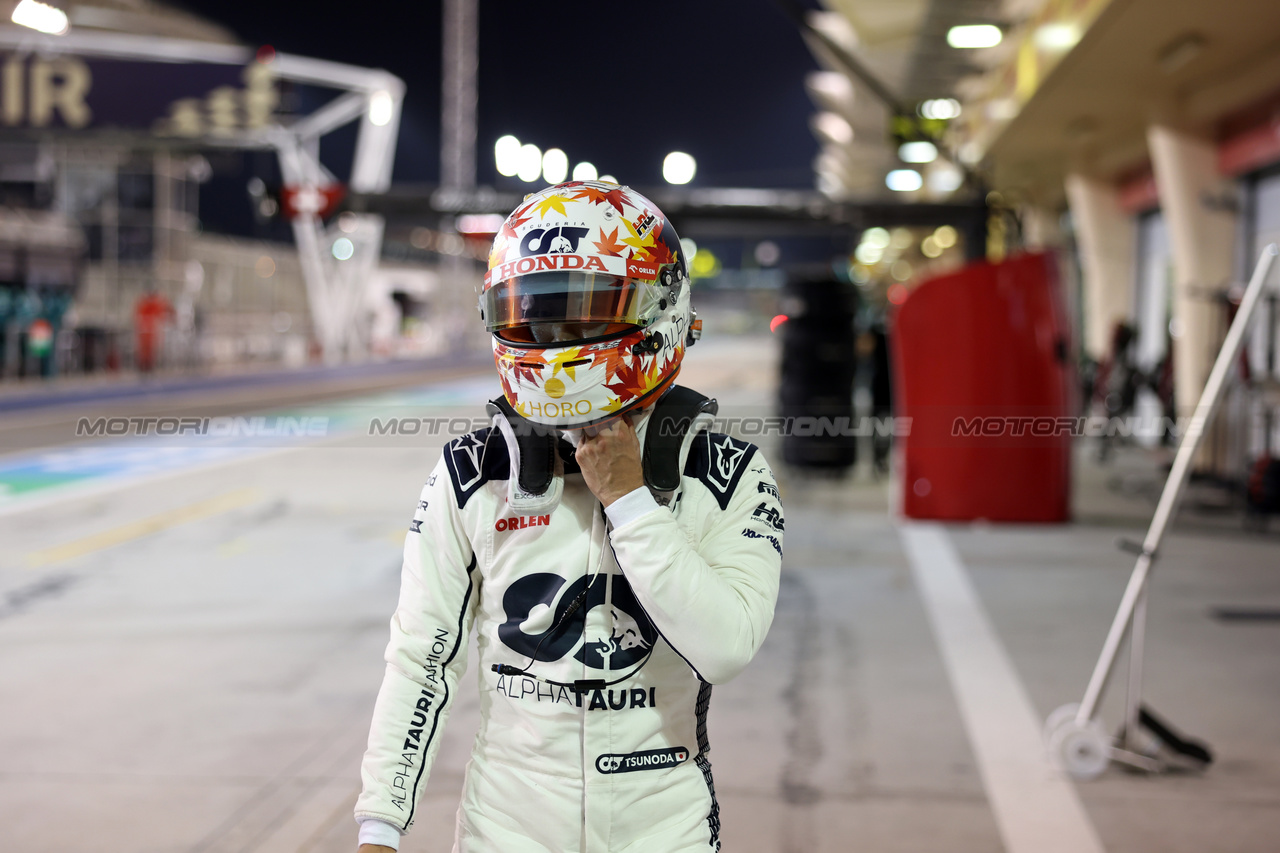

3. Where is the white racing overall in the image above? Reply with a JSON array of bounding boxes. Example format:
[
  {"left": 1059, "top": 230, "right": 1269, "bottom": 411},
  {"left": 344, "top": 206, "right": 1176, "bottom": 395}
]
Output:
[{"left": 356, "top": 403, "right": 783, "bottom": 852}]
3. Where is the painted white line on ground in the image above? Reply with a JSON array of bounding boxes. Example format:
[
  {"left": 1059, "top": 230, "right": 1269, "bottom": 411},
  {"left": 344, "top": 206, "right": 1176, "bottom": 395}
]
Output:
[{"left": 899, "top": 523, "right": 1105, "bottom": 853}]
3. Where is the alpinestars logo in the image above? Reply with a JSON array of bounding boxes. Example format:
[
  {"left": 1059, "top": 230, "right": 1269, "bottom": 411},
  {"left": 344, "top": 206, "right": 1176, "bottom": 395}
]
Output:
[
  {"left": 708, "top": 435, "right": 746, "bottom": 492},
  {"left": 498, "top": 573, "right": 657, "bottom": 670},
  {"left": 752, "top": 502, "right": 785, "bottom": 531},
  {"left": 521, "top": 226, "right": 589, "bottom": 256},
  {"left": 596, "top": 747, "right": 689, "bottom": 774},
  {"left": 691, "top": 433, "right": 756, "bottom": 511},
  {"left": 450, "top": 433, "right": 486, "bottom": 490}
]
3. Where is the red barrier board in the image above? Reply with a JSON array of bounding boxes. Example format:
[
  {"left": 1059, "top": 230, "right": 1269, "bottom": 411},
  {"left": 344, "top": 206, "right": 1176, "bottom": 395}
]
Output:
[{"left": 892, "top": 252, "right": 1075, "bottom": 522}]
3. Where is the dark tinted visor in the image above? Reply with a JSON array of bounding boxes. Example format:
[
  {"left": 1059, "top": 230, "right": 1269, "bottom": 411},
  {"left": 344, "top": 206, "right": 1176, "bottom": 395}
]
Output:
[{"left": 482, "top": 272, "right": 658, "bottom": 333}]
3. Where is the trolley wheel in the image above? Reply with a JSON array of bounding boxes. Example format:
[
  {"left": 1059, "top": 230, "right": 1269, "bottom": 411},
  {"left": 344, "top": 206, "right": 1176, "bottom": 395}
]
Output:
[
  {"left": 1043, "top": 703, "right": 1082, "bottom": 749},
  {"left": 1048, "top": 716, "right": 1112, "bottom": 781}
]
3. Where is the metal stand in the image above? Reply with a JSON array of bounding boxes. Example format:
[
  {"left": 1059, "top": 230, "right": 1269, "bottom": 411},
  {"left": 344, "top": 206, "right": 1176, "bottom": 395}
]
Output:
[{"left": 1045, "top": 243, "right": 1279, "bottom": 780}]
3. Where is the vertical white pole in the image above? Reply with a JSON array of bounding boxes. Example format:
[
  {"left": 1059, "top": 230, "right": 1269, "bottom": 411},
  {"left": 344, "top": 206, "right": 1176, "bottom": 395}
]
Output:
[{"left": 1075, "top": 244, "right": 1277, "bottom": 725}]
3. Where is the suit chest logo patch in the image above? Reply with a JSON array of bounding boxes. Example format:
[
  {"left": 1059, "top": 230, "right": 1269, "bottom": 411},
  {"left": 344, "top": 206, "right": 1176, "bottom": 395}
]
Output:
[
  {"left": 496, "top": 514, "right": 550, "bottom": 532},
  {"left": 596, "top": 747, "right": 689, "bottom": 774},
  {"left": 450, "top": 433, "right": 485, "bottom": 490},
  {"left": 708, "top": 435, "right": 746, "bottom": 492},
  {"left": 498, "top": 573, "right": 656, "bottom": 671}
]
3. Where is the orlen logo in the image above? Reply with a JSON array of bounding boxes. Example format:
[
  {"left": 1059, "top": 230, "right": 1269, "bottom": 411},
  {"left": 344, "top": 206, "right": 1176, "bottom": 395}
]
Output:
[
  {"left": 595, "top": 747, "right": 689, "bottom": 774},
  {"left": 496, "top": 514, "right": 550, "bottom": 532},
  {"left": 520, "top": 226, "right": 589, "bottom": 256}
]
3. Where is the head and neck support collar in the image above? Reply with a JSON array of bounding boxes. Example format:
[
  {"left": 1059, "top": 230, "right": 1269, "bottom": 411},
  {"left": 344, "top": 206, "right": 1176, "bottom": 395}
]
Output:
[{"left": 486, "top": 385, "right": 719, "bottom": 509}]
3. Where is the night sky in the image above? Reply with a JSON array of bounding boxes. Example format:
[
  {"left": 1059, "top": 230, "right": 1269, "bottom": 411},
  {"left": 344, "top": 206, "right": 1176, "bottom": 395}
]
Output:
[{"left": 176, "top": 0, "right": 824, "bottom": 191}]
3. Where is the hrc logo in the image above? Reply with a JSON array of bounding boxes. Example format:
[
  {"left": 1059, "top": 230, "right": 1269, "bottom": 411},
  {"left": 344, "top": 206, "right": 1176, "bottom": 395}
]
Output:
[{"left": 751, "top": 501, "right": 785, "bottom": 532}]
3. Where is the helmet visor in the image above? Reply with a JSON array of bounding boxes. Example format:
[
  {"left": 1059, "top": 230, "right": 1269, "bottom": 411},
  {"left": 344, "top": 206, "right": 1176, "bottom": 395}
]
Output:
[{"left": 483, "top": 272, "right": 660, "bottom": 335}]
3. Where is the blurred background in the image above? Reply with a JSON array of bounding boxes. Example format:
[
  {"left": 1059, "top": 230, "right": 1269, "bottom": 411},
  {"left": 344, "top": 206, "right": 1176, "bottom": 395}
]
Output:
[{"left": 1, "top": 0, "right": 1279, "bottom": 851}]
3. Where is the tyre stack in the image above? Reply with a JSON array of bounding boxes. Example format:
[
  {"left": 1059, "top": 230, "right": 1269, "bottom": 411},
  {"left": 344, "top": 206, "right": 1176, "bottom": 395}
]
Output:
[{"left": 777, "top": 267, "right": 857, "bottom": 471}]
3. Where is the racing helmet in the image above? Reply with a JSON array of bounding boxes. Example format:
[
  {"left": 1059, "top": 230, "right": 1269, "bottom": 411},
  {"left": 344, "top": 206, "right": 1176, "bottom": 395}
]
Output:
[{"left": 482, "top": 181, "right": 699, "bottom": 428}]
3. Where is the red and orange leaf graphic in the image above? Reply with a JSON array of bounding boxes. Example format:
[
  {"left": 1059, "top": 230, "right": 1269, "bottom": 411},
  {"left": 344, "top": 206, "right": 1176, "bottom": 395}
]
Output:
[
  {"left": 571, "top": 186, "right": 611, "bottom": 206},
  {"left": 587, "top": 344, "right": 624, "bottom": 378},
  {"left": 605, "top": 355, "right": 658, "bottom": 401},
  {"left": 592, "top": 226, "right": 626, "bottom": 257},
  {"left": 568, "top": 186, "right": 631, "bottom": 217},
  {"left": 641, "top": 236, "right": 675, "bottom": 267},
  {"left": 497, "top": 369, "right": 517, "bottom": 402},
  {"left": 600, "top": 188, "right": 631, "bottom": 216},
  {"left": 500, "top": 212, "right": 531, "bottom": 242},
  {"left": 499, "top": 350, "right": 547, "bottom": 387}
]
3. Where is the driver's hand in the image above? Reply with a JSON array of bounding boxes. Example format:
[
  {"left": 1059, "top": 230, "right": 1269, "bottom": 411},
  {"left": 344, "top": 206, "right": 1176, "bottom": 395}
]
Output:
[{"left": 575, "top": 416, "right": 645, "bottom": 507}]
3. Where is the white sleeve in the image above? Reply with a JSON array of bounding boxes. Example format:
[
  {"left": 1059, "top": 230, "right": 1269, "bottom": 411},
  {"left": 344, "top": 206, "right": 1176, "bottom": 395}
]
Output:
[
  {"left": 357, "top": 817, "right": 403, "bottom": 849},
  {"left": 355, "top": 451, "right": 480, "bottom": 832},
  {"left": 604, "top": 486, "right": 660, "bottom": 528},
  {"left": 607, "top": 449, "right": 782, "bottom": 684}
]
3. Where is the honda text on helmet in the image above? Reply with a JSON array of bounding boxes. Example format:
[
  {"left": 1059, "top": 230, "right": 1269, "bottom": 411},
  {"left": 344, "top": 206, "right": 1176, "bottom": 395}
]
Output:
[{"left": 482, "top": 181, "right": 700, "bottom": 428}]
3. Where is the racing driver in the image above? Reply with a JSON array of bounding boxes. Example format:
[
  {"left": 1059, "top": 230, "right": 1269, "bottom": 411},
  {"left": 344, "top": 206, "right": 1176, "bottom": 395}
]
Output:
[{"left": 355, "top": 181, "right": 784, "bottom": 852}]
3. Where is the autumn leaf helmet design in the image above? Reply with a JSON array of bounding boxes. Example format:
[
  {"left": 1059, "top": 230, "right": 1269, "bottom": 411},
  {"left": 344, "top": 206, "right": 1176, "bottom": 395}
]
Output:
[{"left": 482, "top": 181, "right": 699, "bottom": 427}]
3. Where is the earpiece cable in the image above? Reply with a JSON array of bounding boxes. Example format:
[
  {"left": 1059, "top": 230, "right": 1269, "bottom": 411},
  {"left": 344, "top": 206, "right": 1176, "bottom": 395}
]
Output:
[{"left": 491, "top": 503, "right": 632, "bottom": 692}]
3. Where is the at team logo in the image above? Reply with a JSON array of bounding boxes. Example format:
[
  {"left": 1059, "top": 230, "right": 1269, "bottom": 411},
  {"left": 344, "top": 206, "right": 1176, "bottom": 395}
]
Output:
[
  {"left": 520, "top": 226, "right": 589, "bottom": 256},
  {"left": 498, "top": 573, "right": 657, "bottom": 670}
]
